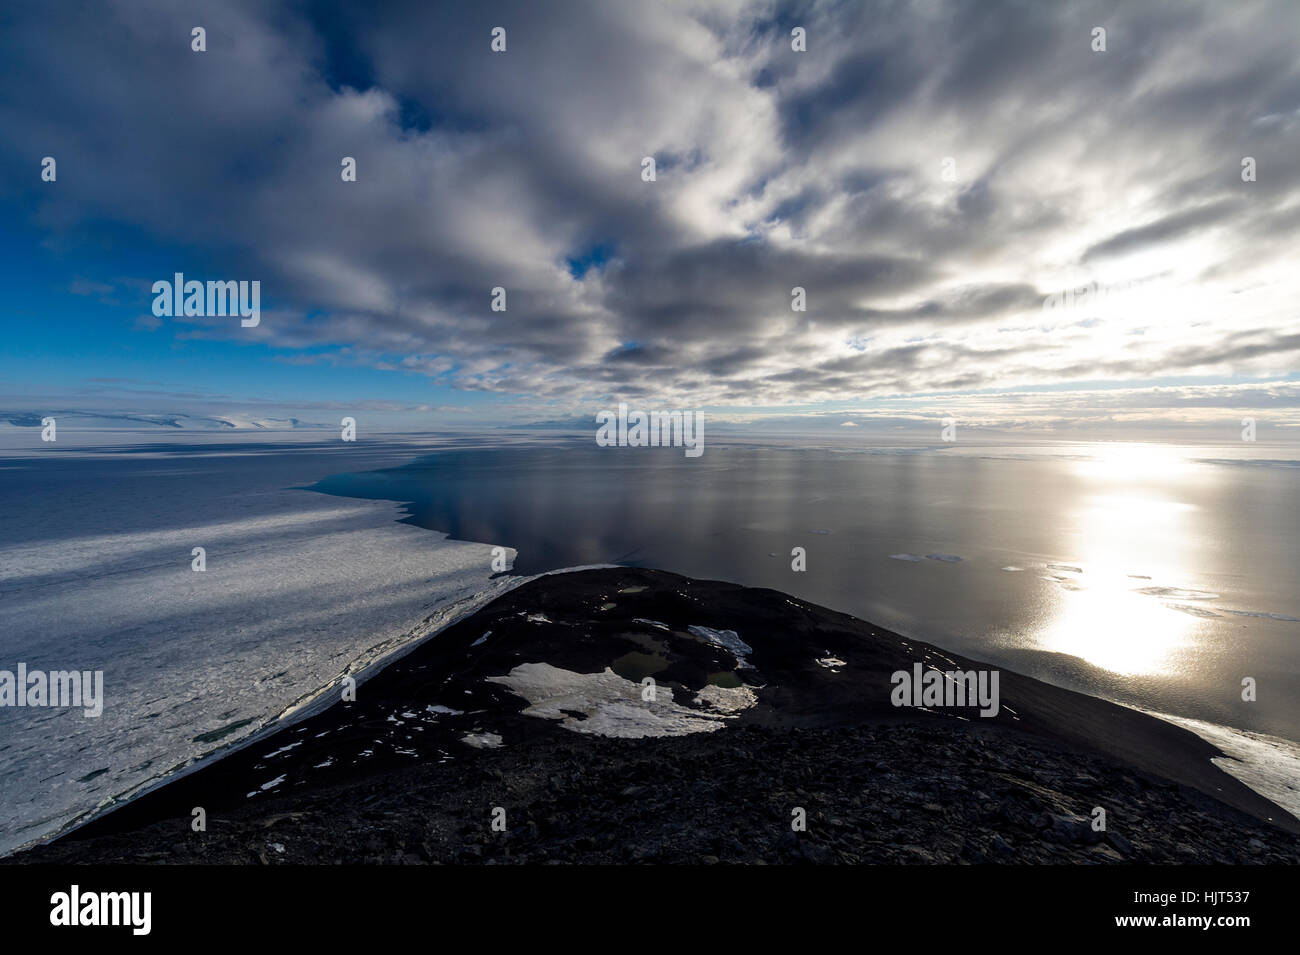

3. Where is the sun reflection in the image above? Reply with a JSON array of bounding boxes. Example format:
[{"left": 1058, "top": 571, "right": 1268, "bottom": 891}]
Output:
[
  {"left": 1070, "top": 442, "right": 1193, "bottom": 481},
  {"left": 1040, "top": 445, "right": 1207, "bottom": 677}
]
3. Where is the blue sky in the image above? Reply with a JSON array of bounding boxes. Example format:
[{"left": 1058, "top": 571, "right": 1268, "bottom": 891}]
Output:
[{"left": 0, "top": 214, "right": 510, "bottom": 425}]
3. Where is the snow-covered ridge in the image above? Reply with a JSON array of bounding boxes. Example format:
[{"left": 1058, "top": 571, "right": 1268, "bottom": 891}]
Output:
[{"left": 0, "top": 410, "right": 327, "bottom": 430}]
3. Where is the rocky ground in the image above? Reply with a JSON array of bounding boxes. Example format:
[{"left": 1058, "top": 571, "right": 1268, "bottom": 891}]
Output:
[{"left": 12, "top": 567, "right": 1299, "bottom": 864}]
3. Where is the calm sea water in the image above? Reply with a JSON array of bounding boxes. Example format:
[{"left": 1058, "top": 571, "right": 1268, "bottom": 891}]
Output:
[
  {"left": 312, "top": 439, "right": 1300, "bottom": 740},
  {"left": 1, "top": 434, "right": 1296, "bottom": 852}
]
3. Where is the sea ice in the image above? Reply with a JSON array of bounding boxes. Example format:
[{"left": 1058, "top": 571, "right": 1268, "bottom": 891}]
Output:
[
  {"left": 1164, "top": 603, "right": 1220, "bottom": 618},
  {"left": 1135, "top": 586, "right": 1219, "bottom": 600},
  {"left": 0, "top": 440, "right": 530, "bottom": 855},
  {"left": 1223, "top": 610, "right": 1300, "bottom": 622},
  {"left": 1144, "top": 710, "right": 1300, "bottom": 824}
]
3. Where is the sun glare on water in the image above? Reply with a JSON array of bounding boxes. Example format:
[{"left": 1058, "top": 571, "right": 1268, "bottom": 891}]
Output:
[{"left": 1038, "top": 444, "right": 1211, "bottom": 677}]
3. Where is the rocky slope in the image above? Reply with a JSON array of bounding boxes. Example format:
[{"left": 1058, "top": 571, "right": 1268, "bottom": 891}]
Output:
[{"left": 12, "top": 567, "right": 1298, "bottom": 864}]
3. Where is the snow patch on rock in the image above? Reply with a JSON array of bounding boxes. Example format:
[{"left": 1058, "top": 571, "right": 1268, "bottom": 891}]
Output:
[{"left": 486, "top": 662, "right": 756, "bottom": 738}]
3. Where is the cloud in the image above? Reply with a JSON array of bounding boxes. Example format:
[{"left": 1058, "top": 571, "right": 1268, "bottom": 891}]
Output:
[
  {"left": 1082, "top": 200, "right": 1241, "bottom": 262},
  {"left": 1, "top": 0, "right": 1298, "bottom": 421}
]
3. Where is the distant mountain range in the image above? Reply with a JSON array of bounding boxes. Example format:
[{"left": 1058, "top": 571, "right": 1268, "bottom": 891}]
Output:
[
  {"left": 499, "top": 416, "right": 592, "bottom": 430},
  {"left": 0, "top": 411, "right": 328, "bottom": 430}
]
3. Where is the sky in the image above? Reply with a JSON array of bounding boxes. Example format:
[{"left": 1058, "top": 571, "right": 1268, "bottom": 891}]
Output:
[{"left": 1, "top": 0, "right": 1298, "bottom": 437}]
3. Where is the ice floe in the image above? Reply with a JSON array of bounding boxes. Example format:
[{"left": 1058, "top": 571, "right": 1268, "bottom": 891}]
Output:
[
  {"left": 1164, "top": 603, "right": 1220, "bottom": 618},
  {"left": 1223, "top": 610, "right": 1300, "bottom": 622},
  {"left": 1134, "top": 586, "right": 1220, "bottom": 600}
]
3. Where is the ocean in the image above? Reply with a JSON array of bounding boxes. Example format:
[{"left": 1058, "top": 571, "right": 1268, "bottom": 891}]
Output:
[
  {"left": 314, "top": 437, "right": 1300, "bottom": 739},
  {"left": 2, "top": 432, "right": 1297, "bottom": 853}
]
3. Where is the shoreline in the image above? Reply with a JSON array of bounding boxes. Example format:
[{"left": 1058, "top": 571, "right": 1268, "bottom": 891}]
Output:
[
  {"left": 5, "top": 560, "right": 625, "bottom": 858},
  {"left": 15, "top": 571, "right": 535, "bottom": 857},
  {"left": 9, "top": 567, "right": 1299, "bottom": 864}
]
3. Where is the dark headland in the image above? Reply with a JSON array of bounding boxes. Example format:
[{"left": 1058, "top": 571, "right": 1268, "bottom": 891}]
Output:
[{"left": 12, "top": 568, "right": 1299, "bottom": 864}]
